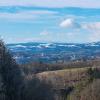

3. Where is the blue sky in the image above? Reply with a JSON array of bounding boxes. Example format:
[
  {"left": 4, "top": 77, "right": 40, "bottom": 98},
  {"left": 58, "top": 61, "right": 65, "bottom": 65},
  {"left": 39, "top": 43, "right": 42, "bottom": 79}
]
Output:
[{"left": 0, "top": 0, "right": 100, "bottom": 43}]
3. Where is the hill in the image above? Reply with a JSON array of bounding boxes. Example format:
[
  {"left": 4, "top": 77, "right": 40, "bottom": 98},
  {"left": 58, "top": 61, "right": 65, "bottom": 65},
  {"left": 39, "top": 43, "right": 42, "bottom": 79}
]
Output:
[
  {"left": 36, "top": 67, "right": 100, "bottom": 100},
  {"left": 7, "top": 42, "right": 100, "bottom": 64}
]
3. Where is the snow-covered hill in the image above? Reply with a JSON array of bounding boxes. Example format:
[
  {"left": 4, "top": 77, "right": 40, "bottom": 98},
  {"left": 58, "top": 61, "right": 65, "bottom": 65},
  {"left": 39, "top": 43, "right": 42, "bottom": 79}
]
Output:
[{"left": 7, "top": 42, "right": 100, "bottom": 64}]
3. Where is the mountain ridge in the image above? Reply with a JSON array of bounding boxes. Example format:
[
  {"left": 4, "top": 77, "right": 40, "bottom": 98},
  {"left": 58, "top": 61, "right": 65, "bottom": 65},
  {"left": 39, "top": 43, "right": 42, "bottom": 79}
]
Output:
[{"left": 7, "top": 42, "right": 100, "bottom": 64}]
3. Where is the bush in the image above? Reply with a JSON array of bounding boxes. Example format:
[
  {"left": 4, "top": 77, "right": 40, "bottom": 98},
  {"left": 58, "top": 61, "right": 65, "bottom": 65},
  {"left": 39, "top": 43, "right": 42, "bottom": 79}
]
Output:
[{"left": 23, "top": 77, "right": 55, "bottom": 100}]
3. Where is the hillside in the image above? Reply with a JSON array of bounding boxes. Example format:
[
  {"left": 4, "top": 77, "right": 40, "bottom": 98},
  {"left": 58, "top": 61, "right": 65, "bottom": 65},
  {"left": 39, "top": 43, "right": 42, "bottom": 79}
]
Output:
[
  {"left": 7, "top": 42, "right": 100, "bottom": 64},
  {"left": 37, "top": 67, "right": 88, "bottom": 88},
  {"left": 36, "top": 67, "right": 100, "bottom": 100}
]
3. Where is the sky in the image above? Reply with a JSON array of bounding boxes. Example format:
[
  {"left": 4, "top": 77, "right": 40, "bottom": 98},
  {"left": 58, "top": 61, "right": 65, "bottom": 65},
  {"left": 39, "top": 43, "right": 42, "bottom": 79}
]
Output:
[{"left": 0, "top": 0, "right": 100, "bottom": 43}]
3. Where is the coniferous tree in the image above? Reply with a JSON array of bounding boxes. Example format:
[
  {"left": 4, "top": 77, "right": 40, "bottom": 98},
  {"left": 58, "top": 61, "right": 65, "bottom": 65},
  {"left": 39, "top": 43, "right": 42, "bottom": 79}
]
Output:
[{"left": 0, "top": 40, "right": 24, "bottom": 100}]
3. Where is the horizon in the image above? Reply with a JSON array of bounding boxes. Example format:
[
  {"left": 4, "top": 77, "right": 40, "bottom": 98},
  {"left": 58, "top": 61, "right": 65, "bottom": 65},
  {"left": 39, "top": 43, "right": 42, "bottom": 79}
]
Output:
[
  {"left": 6, "top": 41, "right": 100, "bottom": 45},
  {"left": 0, "top": 0, "right": 100, "bottom": 43}
]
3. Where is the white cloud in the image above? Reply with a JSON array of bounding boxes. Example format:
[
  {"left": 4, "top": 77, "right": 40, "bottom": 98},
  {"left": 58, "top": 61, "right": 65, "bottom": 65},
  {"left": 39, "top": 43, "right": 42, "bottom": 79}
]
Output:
[
  {"left": 40, "top": 31, "right": 49, "bottom": 36},
  {"left": 0, "top": 10, "right": 57, "bottom": 21},
  {"left": 83, "top": 22, "right": 100, "bottom": 31},
  {"left": 60, "top": 19, "right": 100, "bottom": 42},
  {"left": 60, "top": 18, "right": 81, "bottom": 29},
  {"left": 0, "top": 12, "right": 36, "bottom": 20},
  {"left": 60, "top": 19, "right": 74, "bottom": 28},
  {"left": 88, "top": 31, "right": 100, "bottom": 42},
  {"left": 82, "top": 22, "right": 100, "bottom": 42},
  {"left": 0, "top": 0, "right": 100, "bottom": 8}
]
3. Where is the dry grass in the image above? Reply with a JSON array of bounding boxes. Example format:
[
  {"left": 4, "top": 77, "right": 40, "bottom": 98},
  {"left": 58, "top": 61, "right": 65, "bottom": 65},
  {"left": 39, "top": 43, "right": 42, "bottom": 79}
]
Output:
[{"left": 36, "top": 67, "right": 90, "bottom": 88}]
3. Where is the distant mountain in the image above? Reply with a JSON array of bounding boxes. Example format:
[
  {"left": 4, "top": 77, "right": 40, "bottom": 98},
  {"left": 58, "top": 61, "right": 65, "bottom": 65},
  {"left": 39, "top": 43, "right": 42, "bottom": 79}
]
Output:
[{"left": 7, "top": 42, "right": 100, "bottom": 64}]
